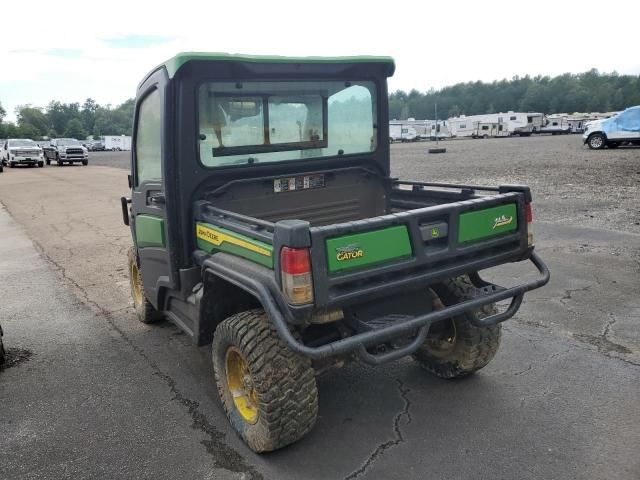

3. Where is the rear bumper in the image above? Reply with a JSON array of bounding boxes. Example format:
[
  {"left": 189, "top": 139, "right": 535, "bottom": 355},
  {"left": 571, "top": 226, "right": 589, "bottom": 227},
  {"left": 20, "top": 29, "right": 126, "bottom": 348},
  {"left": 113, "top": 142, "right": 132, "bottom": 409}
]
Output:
[{"left": 200, "top": 251, "right": 549, "bottom": 365}]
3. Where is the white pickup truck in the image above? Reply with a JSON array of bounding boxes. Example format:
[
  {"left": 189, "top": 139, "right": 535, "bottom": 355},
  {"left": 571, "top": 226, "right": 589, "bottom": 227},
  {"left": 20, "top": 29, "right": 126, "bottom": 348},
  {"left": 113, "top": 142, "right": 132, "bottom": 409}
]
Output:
[{"left": 1, "top": 139, "right": 44, "bottom": 168}]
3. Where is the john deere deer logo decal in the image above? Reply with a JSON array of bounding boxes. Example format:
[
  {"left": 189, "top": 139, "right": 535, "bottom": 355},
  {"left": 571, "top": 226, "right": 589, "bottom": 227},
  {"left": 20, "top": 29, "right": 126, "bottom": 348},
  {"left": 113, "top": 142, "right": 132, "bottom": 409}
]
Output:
[
  {"left": 493, "top": 214, "right": 514, "bottom": 229},
  {"left": 336, "top": 244, "right": 364, "bottom": 261}
]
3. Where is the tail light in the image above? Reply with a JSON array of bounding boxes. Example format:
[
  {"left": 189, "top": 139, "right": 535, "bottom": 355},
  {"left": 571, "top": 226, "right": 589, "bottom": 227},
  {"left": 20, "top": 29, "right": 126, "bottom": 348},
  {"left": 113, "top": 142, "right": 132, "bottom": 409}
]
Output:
[
  {"left": 525, "top": 203, "right": 533, "bottom": 246},
  {"left": 280, "top": 247, "right": 314, "bottom": 305}
]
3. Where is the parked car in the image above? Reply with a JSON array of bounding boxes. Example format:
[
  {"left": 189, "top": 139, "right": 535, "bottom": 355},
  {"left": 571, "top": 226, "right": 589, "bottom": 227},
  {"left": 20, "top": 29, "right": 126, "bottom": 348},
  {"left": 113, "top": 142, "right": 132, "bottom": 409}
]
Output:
[
  {"left": 42, "top": 138, "right": 89, "bottom": 166},
  {"left": 583, "top": 105, "right": 640, "bottom": 149},
  {"left": 1, "top": 139, "right": 44, "bottom": 168},
  {"left": 91, "top": 142, "right": 106, "bottom": 151}
]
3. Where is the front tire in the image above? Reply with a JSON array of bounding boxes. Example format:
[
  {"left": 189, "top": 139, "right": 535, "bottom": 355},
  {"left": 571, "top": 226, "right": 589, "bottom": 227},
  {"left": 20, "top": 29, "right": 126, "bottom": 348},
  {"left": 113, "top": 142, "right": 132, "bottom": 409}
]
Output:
[
  {"left": 413, "top": 276, "right": 501, "bottom": 378},
  {"left": 46, "top": 158, "right": 51, "bottom": 165},
  {"left": 587, "top": 133, "right": 606, "bottom": 149},
  {"left": 38, "top": 161, "right": 44, "bottom": 168},
  {"left": 127, "top": 247, "right": 162, "bottom": 324},
  {"left": 212, "top": 310, "right": 318, "bottom": 452},
  {"left": 82, "top": 159, "right": 88, "bottom": 166}
]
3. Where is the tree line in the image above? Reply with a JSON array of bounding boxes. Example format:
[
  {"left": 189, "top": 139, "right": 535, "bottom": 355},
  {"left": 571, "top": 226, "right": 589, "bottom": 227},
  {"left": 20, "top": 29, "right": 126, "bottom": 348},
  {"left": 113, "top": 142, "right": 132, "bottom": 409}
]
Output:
[
  {"left": 1, "top": 69, "right": 639, "bottom": 139},
  {"left": 390, "top": 69, "right": 640, "bottom": 120},
  {"left": 0, "top": 98, "right": 134, "bottom": 140}
]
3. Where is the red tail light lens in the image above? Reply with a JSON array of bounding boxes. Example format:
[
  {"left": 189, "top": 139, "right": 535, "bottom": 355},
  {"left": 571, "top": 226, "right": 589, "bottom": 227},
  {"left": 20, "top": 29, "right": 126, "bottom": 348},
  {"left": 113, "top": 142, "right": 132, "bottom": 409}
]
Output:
[
  {"left": 280, "top": 247, "right": 311, "bottom": 275},
  {"left": 280, "top": 247, "right": 313, "bottom": 305},
  {"left": 525, "top": 203, "right": 533, "bottom": 223}
]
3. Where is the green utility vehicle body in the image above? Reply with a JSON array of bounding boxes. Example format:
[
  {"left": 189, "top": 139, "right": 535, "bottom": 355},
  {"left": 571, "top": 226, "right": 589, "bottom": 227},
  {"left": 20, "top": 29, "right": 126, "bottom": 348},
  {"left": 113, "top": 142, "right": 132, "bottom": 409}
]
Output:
[
  {"left": 123, "top": 53, "right": 549, "bottom": 451},
  {"left": 123, "top": 52, "right": 548, "bottom": 363}
]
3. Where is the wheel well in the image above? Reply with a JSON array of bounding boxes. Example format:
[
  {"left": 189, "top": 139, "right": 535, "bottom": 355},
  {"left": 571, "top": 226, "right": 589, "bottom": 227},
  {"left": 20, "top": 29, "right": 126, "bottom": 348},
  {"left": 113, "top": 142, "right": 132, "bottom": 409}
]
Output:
[
  {"left": 589, "top": 131, "right": 606, "bottom": 139},
  {"left": 198, "top": 272, "right": 261, "bottom": 345}
]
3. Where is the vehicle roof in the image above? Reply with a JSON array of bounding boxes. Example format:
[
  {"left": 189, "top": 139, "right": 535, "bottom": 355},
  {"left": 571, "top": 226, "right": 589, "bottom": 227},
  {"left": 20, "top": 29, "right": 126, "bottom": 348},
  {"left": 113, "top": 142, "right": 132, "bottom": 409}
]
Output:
[{"left": 140, "top": 52, "right": 395, "bottom": 87}]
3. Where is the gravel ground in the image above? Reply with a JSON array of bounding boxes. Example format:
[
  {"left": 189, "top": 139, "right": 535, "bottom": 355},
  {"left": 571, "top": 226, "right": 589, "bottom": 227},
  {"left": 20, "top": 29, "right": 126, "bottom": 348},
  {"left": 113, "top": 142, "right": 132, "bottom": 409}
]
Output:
[
  {"left": 1, "top": 135, "right": 638, "bottom": 479},
  {"left": 390, "top": 135, "right": 640, "bottom": 235}
]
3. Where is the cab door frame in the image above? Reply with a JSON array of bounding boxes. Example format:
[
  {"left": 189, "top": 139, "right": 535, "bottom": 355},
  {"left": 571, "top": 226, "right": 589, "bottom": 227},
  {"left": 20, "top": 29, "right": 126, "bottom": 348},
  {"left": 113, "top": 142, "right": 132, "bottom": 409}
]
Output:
[{"left": 130, "top": 67, "right": 177, "bottom": 310}]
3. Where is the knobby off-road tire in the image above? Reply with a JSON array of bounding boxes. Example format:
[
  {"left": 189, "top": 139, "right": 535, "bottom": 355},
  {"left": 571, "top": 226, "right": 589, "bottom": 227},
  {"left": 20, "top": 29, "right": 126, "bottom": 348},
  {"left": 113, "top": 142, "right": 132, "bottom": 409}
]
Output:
[
  {"left": 127, "top": 247, "right": 162, "bottom": 324},
  {"left": 212, "top": 310, "right": 318, "bottom": 452},
  {"left": 413, "top": 276, "right": 501, "bottom": 378}
]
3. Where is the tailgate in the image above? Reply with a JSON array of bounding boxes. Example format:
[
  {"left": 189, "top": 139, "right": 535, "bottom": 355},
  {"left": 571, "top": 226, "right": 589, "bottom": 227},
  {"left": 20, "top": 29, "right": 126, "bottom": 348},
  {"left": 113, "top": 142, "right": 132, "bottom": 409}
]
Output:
[{"left": 309, "top": 191, "right": 528, "bottom": 307}]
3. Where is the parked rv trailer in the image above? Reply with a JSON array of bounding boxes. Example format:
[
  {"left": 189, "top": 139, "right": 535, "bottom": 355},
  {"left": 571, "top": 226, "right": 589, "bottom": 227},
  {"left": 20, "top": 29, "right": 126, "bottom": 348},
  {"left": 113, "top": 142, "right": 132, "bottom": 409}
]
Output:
[
  {"left": 102, "top": 135, "right": 132, "bottom": 151},
  {"left": 538, "top": 115, "right": 573, "bottom": 134},
  {"left": 429, "top": 120, "right": 451, "bottom": 140},
  {"left": 403, "top": 120, "right": 430, "bottom": 139},
  {"left": 472, "top": 122, "right": 510, "bottom": 138},
  {"left": 448, "top": 112, "right": 545, "bottom": 137},
  {"left": 389, "top": 123, "right": 418, "bottom": 142}
]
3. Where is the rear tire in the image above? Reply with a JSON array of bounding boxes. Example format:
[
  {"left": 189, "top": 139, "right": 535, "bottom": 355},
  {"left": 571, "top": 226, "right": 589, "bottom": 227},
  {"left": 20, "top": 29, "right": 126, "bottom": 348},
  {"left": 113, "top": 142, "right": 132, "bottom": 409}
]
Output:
[
  {"left": 413, "top": 276, "right": 501, "bottom": 378},
  {"left": 587, "top": 133, "right": 606, "bottom": 149},
  {"left": 127, "top": 247, "right": 162, "bottom": 324},
  {"left": 212, "top": 310, "right": 318, "bottom": 452}
]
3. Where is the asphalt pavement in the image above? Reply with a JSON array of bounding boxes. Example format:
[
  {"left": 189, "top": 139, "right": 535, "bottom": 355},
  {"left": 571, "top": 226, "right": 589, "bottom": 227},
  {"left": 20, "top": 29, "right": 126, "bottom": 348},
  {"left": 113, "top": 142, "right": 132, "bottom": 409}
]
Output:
[{"left": 1, "top": 136, "right": 639, "bottom": 479}]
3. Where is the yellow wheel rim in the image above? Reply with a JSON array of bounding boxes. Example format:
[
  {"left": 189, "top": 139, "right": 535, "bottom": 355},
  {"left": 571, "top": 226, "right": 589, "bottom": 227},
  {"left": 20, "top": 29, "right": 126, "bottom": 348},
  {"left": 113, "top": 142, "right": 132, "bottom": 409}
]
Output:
[
  {"left": 427, "top": 290, "right": 457, "bottom": 354},
  {"left": 130, "top": 260, "right": 144, "bottom": 306},
  {"left": 225, "top": 347, "right": 259, "bottom": 424}
]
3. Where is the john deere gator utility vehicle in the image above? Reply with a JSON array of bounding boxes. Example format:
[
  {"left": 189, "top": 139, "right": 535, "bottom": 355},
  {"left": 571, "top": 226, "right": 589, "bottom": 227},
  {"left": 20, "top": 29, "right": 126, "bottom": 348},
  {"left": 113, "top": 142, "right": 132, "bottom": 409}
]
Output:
[{"left": 123, "top": 53, "right": 549, "bottom": 452}]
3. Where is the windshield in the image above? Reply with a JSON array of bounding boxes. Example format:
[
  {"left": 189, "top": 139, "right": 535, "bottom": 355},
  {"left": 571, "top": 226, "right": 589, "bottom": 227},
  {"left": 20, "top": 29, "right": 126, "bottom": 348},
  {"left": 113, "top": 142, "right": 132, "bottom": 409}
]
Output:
[
  {"left": 10, "top": 139, "right": 36, "bottom": 147},
  {"left": 58, "top": 139, "right": 80, "bottom": 146},
  {"left": 198, "top": 80, "right": 377, "bottom": 167}
]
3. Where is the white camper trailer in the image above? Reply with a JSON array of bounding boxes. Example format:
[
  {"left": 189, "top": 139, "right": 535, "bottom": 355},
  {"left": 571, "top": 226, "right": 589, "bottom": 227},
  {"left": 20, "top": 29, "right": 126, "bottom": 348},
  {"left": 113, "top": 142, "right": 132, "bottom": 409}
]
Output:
[
  {"left": 448, "top": 112, "right": 545, "bottom": 137},
  {"left": 389, "top": 123, "right": 418, "bottom": 142},
  {"left": 404, "top": 119, "right": 430, "bottom": 139},
  {"left": 538, "top": 115, "right": 572, "bottom": 134},
  {"left": 402, "top": 119, "right": 451, "bottom": 140},
  {"left": 429, "top": 120, "right": 451, "bottom": 140},
  {"left": 472, "top": 122, "right": 510, "bottom": 138},
  {"left": 102, "top": 135, "right": 132, "bottom": 151}
]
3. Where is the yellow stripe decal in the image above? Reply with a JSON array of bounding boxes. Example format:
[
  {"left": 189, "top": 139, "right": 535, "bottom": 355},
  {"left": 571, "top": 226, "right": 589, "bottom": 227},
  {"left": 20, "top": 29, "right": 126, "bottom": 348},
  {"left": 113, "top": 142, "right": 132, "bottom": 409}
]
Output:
[{"left": 196, "top": 224, "right": 272, "bottom": 257}]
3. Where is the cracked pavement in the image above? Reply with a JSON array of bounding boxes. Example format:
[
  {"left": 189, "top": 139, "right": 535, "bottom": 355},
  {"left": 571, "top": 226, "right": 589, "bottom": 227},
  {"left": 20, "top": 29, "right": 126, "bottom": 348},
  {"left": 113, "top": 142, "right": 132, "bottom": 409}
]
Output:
[{"left": 1, "top": 136, "right": 639, "bottom": 479}]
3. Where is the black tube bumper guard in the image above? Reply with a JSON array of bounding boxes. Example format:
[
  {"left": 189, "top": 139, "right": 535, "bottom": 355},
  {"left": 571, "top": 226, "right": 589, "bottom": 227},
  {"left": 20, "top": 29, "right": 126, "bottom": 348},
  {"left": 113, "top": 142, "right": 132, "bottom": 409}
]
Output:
[{"left": 200, "top": 252, "right": 549, "bottom": 365}]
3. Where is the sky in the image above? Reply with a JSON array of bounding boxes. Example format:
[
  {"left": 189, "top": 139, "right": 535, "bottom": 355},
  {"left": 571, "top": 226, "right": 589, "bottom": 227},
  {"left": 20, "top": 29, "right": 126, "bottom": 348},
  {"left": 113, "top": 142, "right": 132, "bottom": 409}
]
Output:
[{"left": 1, "top": 0, "right": 638, "bottom": 122}]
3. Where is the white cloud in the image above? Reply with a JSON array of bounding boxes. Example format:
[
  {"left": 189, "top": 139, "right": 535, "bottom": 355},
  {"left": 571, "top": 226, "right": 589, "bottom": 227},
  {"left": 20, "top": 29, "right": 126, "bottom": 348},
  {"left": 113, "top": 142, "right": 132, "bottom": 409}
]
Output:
[{"left": 1, "top": 0, "right": 639, "bottom": 121}]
